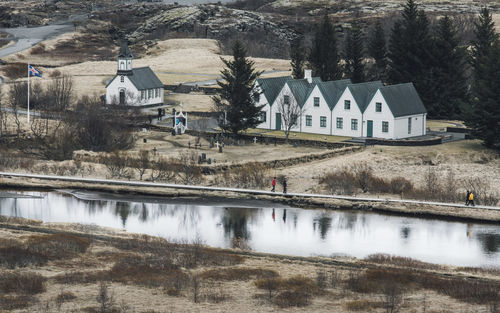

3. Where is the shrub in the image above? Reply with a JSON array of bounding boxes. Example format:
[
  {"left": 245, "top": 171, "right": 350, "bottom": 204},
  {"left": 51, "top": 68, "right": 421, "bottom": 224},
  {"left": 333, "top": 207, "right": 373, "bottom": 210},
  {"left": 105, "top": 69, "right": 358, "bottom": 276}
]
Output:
[
  {"left": 389, "top": 177, "right": 414, "bottom": 194},
  {"left": 0, "top": 295, "right": 34, "bottom": 310},
  {"left": 30, "top": 44, "right": 46, "bottom": 55},
  {"left": 0, "top": 246, "right": 48, "bottom": 268},
  {"left": 100, "top": 151, "right": 132, "bottom": 179},
  {"left": 273, "top": 290, "right": 310, "bottom": 307},
  {"left": 200, "top": 267, "right": 278, "bottom": 281},
  {"left": 319, "top": 169, "right": 356, "bottom": 195},
  {"left": 344, "top": 299, "right": 383, "bottom": 311},
  {"left": 56, "top": 291, "right": 77, "bottom": 304},
  {"left": 27, "top": 233, "right": 91, "bottom": 259},
  {"left": 3, "top": 62, "right": 28, "bottom": 79},
  {"left": 365, "top": 254, "right": 441, "bottom": 270},
  {"left": 0, "top": 271, "right": 46, "bottom": 294}
]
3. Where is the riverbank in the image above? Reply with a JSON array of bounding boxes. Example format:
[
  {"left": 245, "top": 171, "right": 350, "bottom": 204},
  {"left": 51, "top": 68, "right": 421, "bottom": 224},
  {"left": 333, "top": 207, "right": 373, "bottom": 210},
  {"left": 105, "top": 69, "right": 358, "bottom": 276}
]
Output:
[
  {"left": 1, "top": 173, "right": 499, "bottom": 224},
  {"left": 0, "top": 215, "right": 498, "bottom": 312}
]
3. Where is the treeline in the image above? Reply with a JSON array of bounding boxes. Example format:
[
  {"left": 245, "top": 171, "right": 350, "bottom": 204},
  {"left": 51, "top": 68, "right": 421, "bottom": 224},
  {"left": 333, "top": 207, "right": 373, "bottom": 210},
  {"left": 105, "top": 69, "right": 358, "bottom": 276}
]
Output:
[{"left": 291, "top": 1, "right": 500, "bottom": 149}]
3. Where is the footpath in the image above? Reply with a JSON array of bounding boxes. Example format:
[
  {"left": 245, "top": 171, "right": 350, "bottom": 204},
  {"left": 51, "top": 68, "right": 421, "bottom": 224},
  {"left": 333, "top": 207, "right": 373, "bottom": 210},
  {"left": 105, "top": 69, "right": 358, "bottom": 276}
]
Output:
[{"left": 0, "top": 171, "right": 499, "bottom": 212}]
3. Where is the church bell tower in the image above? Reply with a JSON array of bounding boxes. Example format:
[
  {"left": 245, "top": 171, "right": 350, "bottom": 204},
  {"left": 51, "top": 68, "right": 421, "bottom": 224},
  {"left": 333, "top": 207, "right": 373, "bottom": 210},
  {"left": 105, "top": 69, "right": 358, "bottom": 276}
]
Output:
[{"left": 117, "top": 41, "right": 133, "bottom": 75}]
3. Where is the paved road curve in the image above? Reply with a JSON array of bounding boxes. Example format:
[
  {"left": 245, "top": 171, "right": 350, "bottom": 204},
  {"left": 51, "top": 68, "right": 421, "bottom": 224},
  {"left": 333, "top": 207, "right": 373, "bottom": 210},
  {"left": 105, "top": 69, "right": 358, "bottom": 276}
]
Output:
[{"left": 0, "top": 171, "right": 498, "bottom": 211}]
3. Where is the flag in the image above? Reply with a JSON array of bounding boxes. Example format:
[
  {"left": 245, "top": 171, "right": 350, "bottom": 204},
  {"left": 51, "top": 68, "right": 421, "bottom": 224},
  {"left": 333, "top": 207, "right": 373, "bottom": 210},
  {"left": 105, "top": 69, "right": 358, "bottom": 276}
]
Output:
[{"left": 28, "top": 64, "right": 42, "bottom": 78}]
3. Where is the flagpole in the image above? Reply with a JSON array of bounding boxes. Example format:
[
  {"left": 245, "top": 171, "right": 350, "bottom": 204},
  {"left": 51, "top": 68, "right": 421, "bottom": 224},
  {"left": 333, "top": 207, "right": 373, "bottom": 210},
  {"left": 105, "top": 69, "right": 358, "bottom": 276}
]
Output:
[{"left": 27, "top": 64, "right": 30, "bottom": 125}]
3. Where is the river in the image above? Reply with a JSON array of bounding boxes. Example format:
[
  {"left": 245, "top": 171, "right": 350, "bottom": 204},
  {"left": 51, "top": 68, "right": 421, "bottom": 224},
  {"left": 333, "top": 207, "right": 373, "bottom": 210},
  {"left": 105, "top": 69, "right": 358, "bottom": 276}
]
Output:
[{"left": 0, "top": 190, "right": 499, "bottom": 267}]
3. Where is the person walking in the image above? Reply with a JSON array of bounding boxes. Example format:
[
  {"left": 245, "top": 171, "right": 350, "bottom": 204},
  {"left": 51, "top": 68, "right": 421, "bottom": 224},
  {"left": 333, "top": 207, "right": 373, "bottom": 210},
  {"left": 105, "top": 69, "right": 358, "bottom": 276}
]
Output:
[
  {"left": 271, "top": 177, "right": 276, "bottom": 192},
  {"left": 465, "top": 190, "right": 470, "bottom": 206},
  {"left": 468, "top": 191, "right": 475, "bottom": 206},
  {"left": 282, "top": 177, "right": 287, "bottom": 194}
]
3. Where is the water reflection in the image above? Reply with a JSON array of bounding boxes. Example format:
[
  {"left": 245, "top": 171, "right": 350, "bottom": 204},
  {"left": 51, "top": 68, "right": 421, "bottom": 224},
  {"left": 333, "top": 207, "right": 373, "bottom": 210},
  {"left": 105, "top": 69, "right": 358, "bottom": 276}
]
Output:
[{"left": 0, "top": 191, "right": 499, "bottom": 267}]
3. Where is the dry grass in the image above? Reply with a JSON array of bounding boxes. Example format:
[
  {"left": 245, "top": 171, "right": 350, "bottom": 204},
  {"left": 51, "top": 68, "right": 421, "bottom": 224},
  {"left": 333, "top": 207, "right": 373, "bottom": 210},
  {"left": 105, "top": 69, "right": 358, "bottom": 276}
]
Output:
[
  {"left": 0, "top": 271, "right": 46, "bottom": 294},
  {"left": 343, "top": 299, "right": 383, "bottom": 311},
  {"left": 365, "top": 254, "right": 442, "bottom": 271},
  {"left": 245, "top": 128, "right": 352, "bottom": 143},
  {"left": 199, "top": 267, "right": 278, "bottom": 281}
]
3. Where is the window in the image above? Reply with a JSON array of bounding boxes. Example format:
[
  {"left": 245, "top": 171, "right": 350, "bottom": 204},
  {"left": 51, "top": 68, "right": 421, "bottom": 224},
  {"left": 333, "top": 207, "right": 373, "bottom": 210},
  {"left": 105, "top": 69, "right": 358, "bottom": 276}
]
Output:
[
  {"left": 120, "top": 75, "right": 124, "bottom": 83},
  {"left": 306, "top": 115, "right": 312, "bottom": 127},
  {"left": 260, "top": 111, "right": 267, "bottom": 122},
  {"left": 408, "top": 117, "right": 412, "bottom": 134},
  {"left": 351, "top": 119, "right": 358, "bottom": 131},
  {"left": 284, "top": 95, "right": 290, "bottom": 105},
  {"left": 155, "top": 88, "right": 159, "bottom": 98},
  {"left": 141, "top": 90, "right": 145, "bottom": 100},
  {"left": 382, "top": 121, "right": 389, "bottom": 133},
  {"left": 314, "top": 97, "right": 320, "bottom": 107},
  {"left": 148, "top": 89, "right": 152, "bottom": 99},
  {"left": 344, "top": 100, "right": 351, "bottom": 110},
  {"left": 376, "top": 102, "right": 382, "bottom": 112},
  {"left": 320, "top": 116, "right": 327, "bottom": 128},
  {"left": 336, "top": 117, "right": 343, "bottom": 129}
]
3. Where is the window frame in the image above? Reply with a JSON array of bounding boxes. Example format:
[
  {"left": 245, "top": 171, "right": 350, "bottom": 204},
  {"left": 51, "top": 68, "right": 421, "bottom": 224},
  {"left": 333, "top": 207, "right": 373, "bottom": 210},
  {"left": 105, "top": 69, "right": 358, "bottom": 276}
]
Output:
[
  {"left": 344, "top": 100, "right": 351, "bottom": 110},
  {"left": 260, "top": 111, "right": 267, "bottom": 122},
  {"left": 314, "top": 97, "right": 320, "bottom": 107},
  {"left": 382, "top": 121, "right": 389, "bottom": 133},
  {"left": 351, "top": 118, "right": 358, "bottom": 131},
  {"left": 284, "top": 95, "right": 290, "bottom": 105},
  {"left": 336, "top": 117, "right": 343, "bottom": 129},
  {"left": 320, "top": 116, "right": 327, "bottom": 128},
  {"left": 305, "top": 115, "right": 312, "bottom": 127},
  {"left": 375, "top": 102, "right": 382, "bottom": 112},
  {"left": 408, "top": 117, "right": 412, "bottom": 134}
]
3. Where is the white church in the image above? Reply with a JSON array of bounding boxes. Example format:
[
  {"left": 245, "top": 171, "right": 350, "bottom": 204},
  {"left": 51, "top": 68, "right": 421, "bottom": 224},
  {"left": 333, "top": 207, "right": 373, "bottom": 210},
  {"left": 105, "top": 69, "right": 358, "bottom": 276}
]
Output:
[
  {"left": 106, "top": 42, "right": 164, "bottom": 106},
  {"left": 255, "top": 70, "right": 427, "bottom": 140}
]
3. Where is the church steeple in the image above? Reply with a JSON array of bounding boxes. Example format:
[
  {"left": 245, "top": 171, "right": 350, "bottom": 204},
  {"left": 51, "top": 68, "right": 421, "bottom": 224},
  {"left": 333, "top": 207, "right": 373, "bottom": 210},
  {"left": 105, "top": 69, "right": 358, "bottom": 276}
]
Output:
[{"left": 117, "top": 41, "right": 133, "bottom": 75}]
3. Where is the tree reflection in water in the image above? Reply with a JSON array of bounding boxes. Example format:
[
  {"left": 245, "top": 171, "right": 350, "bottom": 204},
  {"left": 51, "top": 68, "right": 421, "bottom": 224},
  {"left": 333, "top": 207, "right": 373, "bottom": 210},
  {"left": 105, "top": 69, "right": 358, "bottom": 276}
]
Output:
[
  {"left": 476, "top": 233, "right": 500, "bottom": 254},
  {"left": 221, "top": 207, "right": 256, "bottom": 241},
  {"left": 115, "top": 202, "right": 131, "bottom": 228},
  {"left": 313, "top": 213, "right": 332, "bottom": 240}
]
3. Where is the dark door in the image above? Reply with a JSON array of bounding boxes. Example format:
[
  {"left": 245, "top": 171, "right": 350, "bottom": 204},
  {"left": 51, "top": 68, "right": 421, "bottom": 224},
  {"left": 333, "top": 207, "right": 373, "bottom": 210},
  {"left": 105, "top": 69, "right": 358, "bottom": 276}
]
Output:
[
  {"left": 119, "top": 90, "right": 125, "bottom": 105},
  {"left": 367, "top": 120, "right": 373, "bottom": 138},
  {"left": 275, "top": 113, "right": 281, "bottom": 130}
]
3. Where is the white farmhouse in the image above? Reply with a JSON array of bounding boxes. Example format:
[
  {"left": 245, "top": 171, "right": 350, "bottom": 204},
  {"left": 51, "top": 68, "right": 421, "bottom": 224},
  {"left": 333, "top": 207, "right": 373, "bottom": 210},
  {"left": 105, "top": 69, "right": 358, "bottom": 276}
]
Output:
[
  {"left": 106, "top": 42, "right": 164, "bottom": 106},
  {"left": 255, "top": 71, "right": 427, "bottom": 140}
]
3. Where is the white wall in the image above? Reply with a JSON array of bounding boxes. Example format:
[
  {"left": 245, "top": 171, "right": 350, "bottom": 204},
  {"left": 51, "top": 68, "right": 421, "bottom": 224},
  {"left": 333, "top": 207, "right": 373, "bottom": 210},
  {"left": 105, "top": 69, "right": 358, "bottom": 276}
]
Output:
[
  {"left": 255, "top": 82, "right": 272, "bottom": 130},
  {"left": 331, "top": 88, "right": 363, "bottom": 137},
  {"left": 106, "top": 75, "right": 163, "bottom": 106},
  {"left": 300, "top": 85, "right": 331, "bottom": 135},
  {"left": 363, "top": 90, "right": 395, "bottom": 139},
  {"left": 393, "top": 113, "right": 426, "bottom": 139}
]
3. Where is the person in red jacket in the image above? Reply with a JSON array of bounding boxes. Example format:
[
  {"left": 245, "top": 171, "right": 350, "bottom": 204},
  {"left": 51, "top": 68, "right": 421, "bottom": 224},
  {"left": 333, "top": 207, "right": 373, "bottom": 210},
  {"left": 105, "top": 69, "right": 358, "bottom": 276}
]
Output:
[{"left": 271, "top": 177, "right": 276, "bottom": 192}]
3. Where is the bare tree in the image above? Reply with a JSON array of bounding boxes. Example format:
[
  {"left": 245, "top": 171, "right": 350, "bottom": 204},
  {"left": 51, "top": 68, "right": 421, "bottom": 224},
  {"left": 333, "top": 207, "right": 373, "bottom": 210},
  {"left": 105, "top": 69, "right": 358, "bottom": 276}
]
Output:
[
  {"left": 150, "top": 157, "right": 177, "bottom": 182},
  {"left": 276, "top": 92, "right": 304, "bottom": 143},
  {"left": 46, "top": 74, "right": 73, "bottom": 111},
  {"left": 8, "top": 81, "right": 26, "bottom": 139},
  {"left": 133, "top": 150, "right": 150, "bottom": 180},
  {"left": 178, "top": 151, "right": 202, "bottom": 185},
  {"left": 0, "top": 87, "right": 6, "bottom": 138},
  {"left": 380, "top": 283, "right": 404, "bottom": 313},
  {"left": 96, "top": 281, "right": 114, "bottom": 313}
]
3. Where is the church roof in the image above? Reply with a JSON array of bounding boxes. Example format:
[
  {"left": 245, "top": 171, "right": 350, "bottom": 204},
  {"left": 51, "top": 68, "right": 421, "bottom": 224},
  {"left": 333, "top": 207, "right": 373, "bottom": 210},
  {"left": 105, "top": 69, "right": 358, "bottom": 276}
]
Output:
[
  {"left": 118, "top": 41, "right": 132, "bottom": 58},
  {"left": 106, "top": 67, "right": 163, "bottom": 90},
  {"left": 128, "top": 67, "right": 163, "bottom": 90}
]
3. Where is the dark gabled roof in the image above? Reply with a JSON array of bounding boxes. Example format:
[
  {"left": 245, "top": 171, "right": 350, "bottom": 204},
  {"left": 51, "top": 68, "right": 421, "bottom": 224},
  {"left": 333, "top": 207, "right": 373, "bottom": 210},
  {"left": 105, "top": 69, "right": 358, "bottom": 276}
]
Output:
[
  {"left": 378, "top": 83, "right": 427, "bottom": 117},
  {"left": 118, "top": 41, "right": 132, "bottom": 58},
  {"left": 128, "top": 67, "right": 163, "bottom": 90},
  {"left": 347, "top": 81, "right": 384, "bottom": 113},
  {"left": 256, "top": 76, "right": 291, "bottom": 105},
  {"left": 286, "top": 79, "right": 315, "bottom": 107},
  {"left": 316, "top": 79, "right": 352, "bottom": 110}
]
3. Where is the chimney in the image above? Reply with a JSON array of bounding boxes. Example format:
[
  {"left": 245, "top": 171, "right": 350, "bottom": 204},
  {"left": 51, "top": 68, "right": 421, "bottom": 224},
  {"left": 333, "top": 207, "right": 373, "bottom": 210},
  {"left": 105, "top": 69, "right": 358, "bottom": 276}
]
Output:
[{"left": 304, "top": 69, "right": 312, "bottom": 84}]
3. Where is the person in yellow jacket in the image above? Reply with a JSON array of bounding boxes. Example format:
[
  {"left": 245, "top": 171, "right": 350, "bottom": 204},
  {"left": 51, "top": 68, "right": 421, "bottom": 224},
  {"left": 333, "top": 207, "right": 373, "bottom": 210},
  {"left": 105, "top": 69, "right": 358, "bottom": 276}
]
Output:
[{"left": 468, "top": 191, "right": 475, "bottom": 206}]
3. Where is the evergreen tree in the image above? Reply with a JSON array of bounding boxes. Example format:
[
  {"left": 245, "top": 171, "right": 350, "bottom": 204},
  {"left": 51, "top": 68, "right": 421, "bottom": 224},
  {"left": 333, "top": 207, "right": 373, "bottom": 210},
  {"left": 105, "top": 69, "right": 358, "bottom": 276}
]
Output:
[
  {"left": 367, "top": 21, "right": 387, "bottom": 80},
  {"left": 343, "top": 22, "right": 365, "bottom": 83},
  {"left": 212, "top": 41, "right": 263, "bottom": 135},
  {"left": 388, "top": 0, "right": 434, "bottom": 106},
  {"left": 309, "top": 14, "right": 341, "bottom": 81},
  {"left": 470, "top": 7, "right": 497, "bottom": 81},
  {"left": 290, "top": 36, "right": 306, "bottom": 79},
  {"left": 428, "top": 16, "right": 469, "bottom": 119},
  {"left": 465, "top": 8, "right": 500, "bottom": 149}
]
